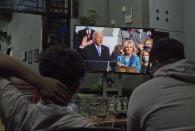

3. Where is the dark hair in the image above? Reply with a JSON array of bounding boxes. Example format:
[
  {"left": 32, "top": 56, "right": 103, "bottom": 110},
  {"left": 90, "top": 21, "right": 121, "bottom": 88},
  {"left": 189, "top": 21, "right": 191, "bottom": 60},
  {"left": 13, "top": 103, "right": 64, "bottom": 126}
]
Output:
[
  {"left": 38, "top": 45, "right": 85, "bottom": 89},
  {"left": 149, "top": 38, "right": 185, "bottom": 64}
]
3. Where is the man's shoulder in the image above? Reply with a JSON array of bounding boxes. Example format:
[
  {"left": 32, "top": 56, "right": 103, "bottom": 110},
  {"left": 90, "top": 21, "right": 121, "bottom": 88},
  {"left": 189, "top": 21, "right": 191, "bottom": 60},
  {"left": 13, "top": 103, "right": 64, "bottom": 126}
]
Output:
[
  {"left": 85, "top": 43, "right": 109, "bottom": 51},
  {"left": 31, "top": 104, "right": 93, "bottom": 128},
  {"left": 53, "top": 109, "right": 93, "bottom": 127},
  {"left": 102, "top": 45, "right": 109, "bottom": 50},
  {"left": 0, "top": 78, "right": 10, "bottom": 83},
  {"left": 85, "top": 43, "right": 95, "bottom": 49},
  {"left": 129, "top": 77, "right": 167, "bottom": 109},
  {"left": 0, "top": 78, "right": 12, "bottom": 90},
  {"left": 132, "top": 76, "right": 169, "bottom": 96}
]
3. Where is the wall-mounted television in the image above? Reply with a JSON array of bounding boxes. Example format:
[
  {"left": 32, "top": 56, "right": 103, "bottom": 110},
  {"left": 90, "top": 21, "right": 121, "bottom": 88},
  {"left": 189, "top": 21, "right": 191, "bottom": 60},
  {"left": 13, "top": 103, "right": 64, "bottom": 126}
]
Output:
[{"left": 74, "top": 25, "right": 169, "bottom": 74}]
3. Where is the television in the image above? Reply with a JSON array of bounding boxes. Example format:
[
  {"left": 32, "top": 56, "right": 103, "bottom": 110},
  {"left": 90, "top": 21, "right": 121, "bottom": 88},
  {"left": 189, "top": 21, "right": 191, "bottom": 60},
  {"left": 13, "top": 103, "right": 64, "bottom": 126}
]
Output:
[{"left": 74, "top": 25, "right": 169, "bottom": 74}]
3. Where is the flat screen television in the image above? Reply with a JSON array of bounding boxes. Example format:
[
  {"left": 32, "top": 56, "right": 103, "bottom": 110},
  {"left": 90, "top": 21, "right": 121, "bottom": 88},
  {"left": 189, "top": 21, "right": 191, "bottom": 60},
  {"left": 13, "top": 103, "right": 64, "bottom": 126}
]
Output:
[{"left": 74, "top": 25, "right": 169, "bottom": 74}]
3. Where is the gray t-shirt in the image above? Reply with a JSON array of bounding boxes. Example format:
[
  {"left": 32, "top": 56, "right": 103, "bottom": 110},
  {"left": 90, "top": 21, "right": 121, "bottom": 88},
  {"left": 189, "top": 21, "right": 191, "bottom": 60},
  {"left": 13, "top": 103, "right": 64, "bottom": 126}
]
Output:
[{"left": 0, "top": 79, "right": 93, "bottom": 131}]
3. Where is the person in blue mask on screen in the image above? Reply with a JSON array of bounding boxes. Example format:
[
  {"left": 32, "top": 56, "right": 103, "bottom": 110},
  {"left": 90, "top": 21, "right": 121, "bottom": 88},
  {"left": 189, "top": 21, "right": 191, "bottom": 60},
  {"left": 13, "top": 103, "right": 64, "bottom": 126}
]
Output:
[{"left": 143, "top": 38, "right": 153, "bottom": 50}]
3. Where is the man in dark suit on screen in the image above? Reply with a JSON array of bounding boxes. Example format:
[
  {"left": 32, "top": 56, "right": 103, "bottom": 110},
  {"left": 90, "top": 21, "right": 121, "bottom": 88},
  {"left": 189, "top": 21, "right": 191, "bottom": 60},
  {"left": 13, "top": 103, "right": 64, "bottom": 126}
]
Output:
[
  {"left": 78, "top": 31, "right": 114, "bottom": 71},
  {"left": 75, "top": 26, "right": 95, "bottom": 50}
]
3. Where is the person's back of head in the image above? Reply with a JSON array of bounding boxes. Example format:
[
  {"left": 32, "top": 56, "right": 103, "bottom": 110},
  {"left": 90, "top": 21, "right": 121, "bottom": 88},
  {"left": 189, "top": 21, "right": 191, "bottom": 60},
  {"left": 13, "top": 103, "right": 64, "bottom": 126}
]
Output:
[
  {"left": 149, "top": 38, "right": 185, "bottom": 73},
  {"left": 38, "top": 45, "right": 85, "bottom": 104}
]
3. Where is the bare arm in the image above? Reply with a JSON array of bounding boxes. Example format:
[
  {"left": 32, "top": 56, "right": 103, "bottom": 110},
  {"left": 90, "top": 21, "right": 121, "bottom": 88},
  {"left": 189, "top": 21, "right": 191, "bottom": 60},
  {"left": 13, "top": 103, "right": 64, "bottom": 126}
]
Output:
[{"left": 0, "top": 53, "right": 68, "bottom": 106}]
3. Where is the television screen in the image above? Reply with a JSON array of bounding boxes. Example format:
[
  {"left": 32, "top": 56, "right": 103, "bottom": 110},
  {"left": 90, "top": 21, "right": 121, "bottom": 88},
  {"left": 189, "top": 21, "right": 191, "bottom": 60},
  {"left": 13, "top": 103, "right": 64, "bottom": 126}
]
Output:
[{"left": 74, "top": 25, "right": 169, "bottom": 74}]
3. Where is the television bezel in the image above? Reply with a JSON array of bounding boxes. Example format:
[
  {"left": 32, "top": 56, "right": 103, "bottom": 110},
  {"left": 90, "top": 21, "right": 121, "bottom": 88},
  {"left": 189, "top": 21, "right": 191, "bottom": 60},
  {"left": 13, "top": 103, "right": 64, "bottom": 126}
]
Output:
[{"left": 73, "top": 25, "right": 163, "bottom": 74}]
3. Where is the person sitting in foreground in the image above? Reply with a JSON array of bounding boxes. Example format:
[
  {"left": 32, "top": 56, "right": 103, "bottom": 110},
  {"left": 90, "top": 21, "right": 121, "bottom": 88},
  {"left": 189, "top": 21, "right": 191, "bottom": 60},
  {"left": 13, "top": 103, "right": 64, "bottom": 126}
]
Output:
[
  {"left": 127, "top": 38, "right": 195, "bottom": 131},
  {"left": 0, "top": 45, "right": 93, "bottom": 131}
]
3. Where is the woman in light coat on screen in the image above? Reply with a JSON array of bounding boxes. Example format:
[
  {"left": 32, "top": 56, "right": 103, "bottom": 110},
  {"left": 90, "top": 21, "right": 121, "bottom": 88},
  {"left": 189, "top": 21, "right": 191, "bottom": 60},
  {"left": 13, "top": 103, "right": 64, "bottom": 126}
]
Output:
[{"left": 117, "top": 40, "right": 141, "bottom": 73}]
